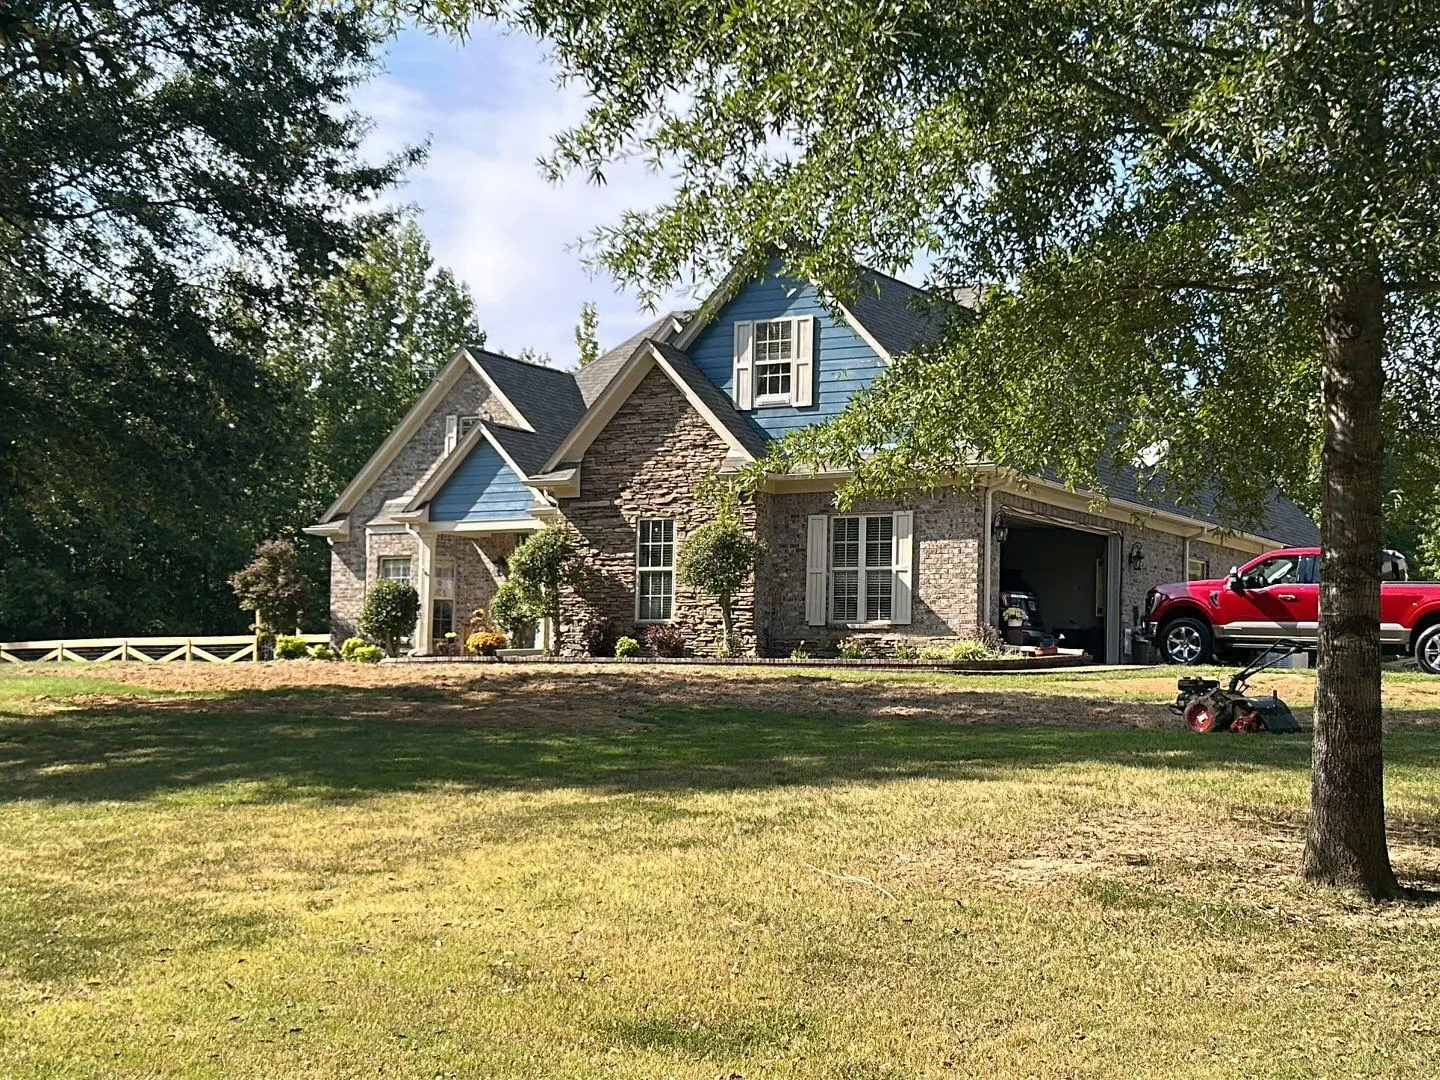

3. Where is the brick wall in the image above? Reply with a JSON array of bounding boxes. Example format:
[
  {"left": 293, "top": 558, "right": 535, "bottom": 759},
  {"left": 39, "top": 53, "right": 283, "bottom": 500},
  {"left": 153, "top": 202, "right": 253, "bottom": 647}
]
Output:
[
  {"left": 758, "top": 487, "right": 985, "bottom": 655},
  {"left": 328, "top": 367, "right": 505, "bottom": 640},
  {"left": 557, "top": 366, "right": 757, "bottom": 656}
]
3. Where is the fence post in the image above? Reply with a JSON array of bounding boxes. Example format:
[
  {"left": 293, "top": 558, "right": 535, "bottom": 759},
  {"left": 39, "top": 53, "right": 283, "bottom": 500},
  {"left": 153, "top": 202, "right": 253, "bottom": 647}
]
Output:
[
  {"left": 186, "top": 639, "right": 193, "bottom": 662},
  {"left": 254, "top": 612, "right": 262, "bottom": 663},
  {"left": 56, "top": 639, "right": 63, "bottom": 662},
  {"left": 121, "top": 640, "right": 128, "bottom": 662}
]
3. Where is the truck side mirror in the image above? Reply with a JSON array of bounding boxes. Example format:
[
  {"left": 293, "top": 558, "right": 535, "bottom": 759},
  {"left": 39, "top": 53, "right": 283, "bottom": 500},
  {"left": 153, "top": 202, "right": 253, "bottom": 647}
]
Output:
[{"left": 1228, "top": 566, "right": 1244, "bottom": 592}]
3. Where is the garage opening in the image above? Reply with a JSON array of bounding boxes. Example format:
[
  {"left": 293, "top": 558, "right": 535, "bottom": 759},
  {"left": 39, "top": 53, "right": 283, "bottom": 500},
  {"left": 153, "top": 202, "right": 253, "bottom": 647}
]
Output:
[{"left": 998, "top": 522, "right": 1118, "bottom": 663}]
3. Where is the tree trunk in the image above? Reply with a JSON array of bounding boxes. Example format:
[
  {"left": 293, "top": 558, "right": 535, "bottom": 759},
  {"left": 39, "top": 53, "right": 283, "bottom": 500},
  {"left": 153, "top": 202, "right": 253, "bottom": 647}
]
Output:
[
  {"left": 1300, "top": 279, "right": 1402, "bottom": 899},
  {"left": 719, "top": 593, "right": 733, "bottom": 654}
]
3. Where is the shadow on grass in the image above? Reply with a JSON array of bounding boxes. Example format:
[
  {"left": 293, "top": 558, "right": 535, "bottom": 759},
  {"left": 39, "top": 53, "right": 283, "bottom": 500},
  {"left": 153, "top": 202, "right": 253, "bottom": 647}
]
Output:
[{"left": 7, "top": 673, "right": 1420, "bottom": 805}]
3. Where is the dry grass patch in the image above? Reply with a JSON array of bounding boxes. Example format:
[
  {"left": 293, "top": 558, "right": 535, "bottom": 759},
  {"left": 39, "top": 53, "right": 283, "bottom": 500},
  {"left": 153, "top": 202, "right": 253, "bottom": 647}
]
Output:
[{"left": 2, "top": 665, "right": 1440, "bottom": 1078}]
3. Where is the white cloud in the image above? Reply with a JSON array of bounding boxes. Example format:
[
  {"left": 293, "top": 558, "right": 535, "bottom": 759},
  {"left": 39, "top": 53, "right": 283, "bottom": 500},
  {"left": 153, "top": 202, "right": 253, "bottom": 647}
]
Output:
[{"left": 350, "top": 28, "right": 690, "bottom": 365}]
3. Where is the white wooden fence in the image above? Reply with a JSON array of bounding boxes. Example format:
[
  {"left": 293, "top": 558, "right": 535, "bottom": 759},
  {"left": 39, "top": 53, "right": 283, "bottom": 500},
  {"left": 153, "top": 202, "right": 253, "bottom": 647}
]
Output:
[{"left": 0, "top": 634, "right": 331, "bottom": 664}]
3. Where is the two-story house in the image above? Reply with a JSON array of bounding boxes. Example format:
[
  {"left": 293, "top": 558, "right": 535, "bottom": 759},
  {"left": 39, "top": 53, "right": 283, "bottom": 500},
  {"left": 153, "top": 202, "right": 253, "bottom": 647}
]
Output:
[{"left": 305, "top": 263, "right": 1319, "bottom": 661}]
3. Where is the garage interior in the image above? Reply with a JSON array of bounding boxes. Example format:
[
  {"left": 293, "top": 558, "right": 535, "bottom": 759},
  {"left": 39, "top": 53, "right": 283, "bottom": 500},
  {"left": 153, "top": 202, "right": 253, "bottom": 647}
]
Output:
[{"left": 998, "top": 522, "right": 1114, "bottom": 662}]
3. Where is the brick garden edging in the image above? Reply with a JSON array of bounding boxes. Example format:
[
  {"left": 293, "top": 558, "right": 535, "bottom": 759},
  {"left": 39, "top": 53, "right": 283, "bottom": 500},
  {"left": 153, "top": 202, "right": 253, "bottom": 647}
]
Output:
[{"left": 386, "top": 651, "right": 1094, "bottom": 672}]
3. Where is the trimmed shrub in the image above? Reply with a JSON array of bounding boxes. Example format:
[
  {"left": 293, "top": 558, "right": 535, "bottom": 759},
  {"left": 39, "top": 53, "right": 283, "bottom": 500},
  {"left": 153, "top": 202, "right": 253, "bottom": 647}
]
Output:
[
  {"left": 274, "top": 634, "right": 308, "bottom": 660},
  {"left": 675, "top": 511, "right": 761, "bottom": 649},
  {"left": 506, "top": 525, "right": 576, "bottom": 655},
  {"left": 358, "top": 578, "right": 420, "bottom": 657},
  {"left": 615, "top": 635, "right": 641, "bottom": 659},
  {"left": 340, "top": 636, "right": 368, "bottom": 662},
  {"left": 308, "top": 643, "right": 337, "bottom": 661},
  {"left": 350, "top": 643, "right": 384, "bottom": 664},
  {"left": 488, "top": 580, "right": 539, "bottom": 645},
  {"left": 581, "top": 617, "right": 618, "bottom": 658},
  {"left": 645, "top": 624, "right": 687, "bottom": 658}
]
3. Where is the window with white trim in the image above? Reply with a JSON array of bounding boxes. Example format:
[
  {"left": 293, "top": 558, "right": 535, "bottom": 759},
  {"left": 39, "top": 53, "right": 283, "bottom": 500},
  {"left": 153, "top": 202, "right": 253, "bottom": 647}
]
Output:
[
  {"left": 458, "top": 415, "right": 481, "bottom": 440},
  {"left": 378, "top": 557, "right": 411, "bottom": 583},
  {"left": 431, "top": 556, "right": 456, "bottom": 641},
  {"left": 830, "top": 515, "right": 896, "bottom": 623},
  {"left": 1187, "top": 556, "right": 1210, "bottom": 581},
  {"left": 753, "top": 319, "right": 795, "bottom": 403},
  {"left": 636, "top": 518, "right": 675, "bottom": 622}
]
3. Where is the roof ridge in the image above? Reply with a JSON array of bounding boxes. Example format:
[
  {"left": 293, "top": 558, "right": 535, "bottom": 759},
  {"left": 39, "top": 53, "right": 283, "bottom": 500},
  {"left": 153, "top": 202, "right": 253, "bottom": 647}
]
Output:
[
  {"left": 470, "top": 345, "right": 576, "bottom": 376},
  {"left": 856, "top": 265, "right": 929, "bottom": 297}
]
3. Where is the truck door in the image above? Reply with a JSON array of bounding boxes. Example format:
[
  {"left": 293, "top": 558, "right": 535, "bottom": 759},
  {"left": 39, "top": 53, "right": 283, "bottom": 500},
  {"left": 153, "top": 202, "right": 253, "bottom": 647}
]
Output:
[{"left": 1216, "top": 553, "right": 1305, "bottom": 641}]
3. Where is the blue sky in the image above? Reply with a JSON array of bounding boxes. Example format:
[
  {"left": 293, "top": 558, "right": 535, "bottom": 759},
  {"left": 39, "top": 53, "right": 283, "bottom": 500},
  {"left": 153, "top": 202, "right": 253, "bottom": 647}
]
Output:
[{"left": 351, "top": 27, "right": 687, "bottom": 364}]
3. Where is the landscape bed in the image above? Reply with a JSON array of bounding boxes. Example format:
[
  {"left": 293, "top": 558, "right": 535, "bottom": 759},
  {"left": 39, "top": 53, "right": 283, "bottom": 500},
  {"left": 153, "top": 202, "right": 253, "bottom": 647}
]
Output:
[{"left": 3, "top": 662, "right": 1440, "bottom": 1078}]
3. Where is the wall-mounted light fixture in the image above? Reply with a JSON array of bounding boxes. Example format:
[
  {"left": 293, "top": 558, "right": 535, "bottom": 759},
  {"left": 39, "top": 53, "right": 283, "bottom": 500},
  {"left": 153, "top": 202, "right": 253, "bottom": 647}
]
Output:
[
  {"left": 1128, "top": 542, "right": 1145, "bottom": 572},
  {"left": 992, "top": 518, "right": 1009, "bottom": 545}
]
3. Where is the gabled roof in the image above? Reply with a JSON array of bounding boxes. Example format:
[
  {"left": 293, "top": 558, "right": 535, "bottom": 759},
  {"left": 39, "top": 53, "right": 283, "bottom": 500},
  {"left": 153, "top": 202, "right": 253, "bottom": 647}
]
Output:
[
  {"left": 469, "top": 348, "right": 586, "bottom": 445},
  {"left": 575, "top": 311, "right": 688, "bottom": 405},
  {"left": 649, "top": 341, "right": 769, "bottom": 460},
  {"left": 845, "top": 267, "right": 953, "bottom": 358}
]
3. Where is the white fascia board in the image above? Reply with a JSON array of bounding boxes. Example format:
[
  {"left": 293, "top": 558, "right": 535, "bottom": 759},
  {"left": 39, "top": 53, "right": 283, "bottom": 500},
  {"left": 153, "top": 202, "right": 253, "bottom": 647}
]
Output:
[
  {"left": 422, "top": 517, "right": 548, "bottom": 534},
  {"left": 672, "top": 262, "right": 751, "bottom": 351},
  {"left": 402, "top": 420, "right": 547, "bottom": 516},
  {"left": 831, "top": 297, "right": 894, "bottom": 366},
  {"left": 646, "top": 344, "right": 753, "bottom": 460},
  {"left": 462, "top": 347, "right": 535, "bottom": 433},
  {"left": 318, "top": 347, "right": 470, "bottom": 523},
  {"left": 302, "top": 518, "right": 350, "bottom": 541},
  {"left": 541, "top": 344, "right": 654, "bottom": 472}
]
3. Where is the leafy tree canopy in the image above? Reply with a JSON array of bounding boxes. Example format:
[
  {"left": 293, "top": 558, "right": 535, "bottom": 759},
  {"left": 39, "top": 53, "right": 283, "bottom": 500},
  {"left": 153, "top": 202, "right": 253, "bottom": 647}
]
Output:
[
  {"left": 506, "top": 525, "right": 575, "bottom": 653},
  {"left": 229, "top": 540, "right": 313, "bottom": 633},
  {"left": 407, "top": 0, "right": 1440, "bottom": 897}
]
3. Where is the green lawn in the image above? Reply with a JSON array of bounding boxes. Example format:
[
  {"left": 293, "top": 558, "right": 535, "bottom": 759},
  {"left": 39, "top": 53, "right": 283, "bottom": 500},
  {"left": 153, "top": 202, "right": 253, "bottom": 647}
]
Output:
[{"left": 2, "top": 665, "right": 1439, "bottom": 1078}]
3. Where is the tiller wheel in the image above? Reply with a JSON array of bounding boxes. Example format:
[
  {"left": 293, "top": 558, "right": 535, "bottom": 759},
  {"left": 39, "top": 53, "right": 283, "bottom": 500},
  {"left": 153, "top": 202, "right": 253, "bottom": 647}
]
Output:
[{"left": 1183, "top": 698, "right": 1226, "bottom": 733}]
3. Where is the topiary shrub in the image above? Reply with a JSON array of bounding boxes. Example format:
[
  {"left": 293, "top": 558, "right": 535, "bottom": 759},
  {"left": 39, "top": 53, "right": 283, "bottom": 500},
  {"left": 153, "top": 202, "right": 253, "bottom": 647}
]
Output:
[
  {"left": 614, "top": 635, "right": 641, "bottom": 659},
  {"left": 505, "top": 525, "right": 576, "bottom": 655},
  {"left": 350, "top": 643, "right": 384, "bottom": 664},
  {"left": 358, "top": 578, "right": 420, "bottom": 657},
  {"left": 308, "top": 643, "right": 337, "bottom": 661},
  {"left": 675, "top": 509, "right": 761, "bottom": 652},
  {"left": 340, "top": 636, "right": 369, "bottom": 662},
  {"left": 274, "top": 634, "right": 308, "bottom": 659},
  {"left": 645, "top": 624, "right": 687, "bottom": 658}
]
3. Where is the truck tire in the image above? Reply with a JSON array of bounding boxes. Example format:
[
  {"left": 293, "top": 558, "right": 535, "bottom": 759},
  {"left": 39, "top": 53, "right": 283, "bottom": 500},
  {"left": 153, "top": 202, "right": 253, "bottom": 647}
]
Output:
[
  {"left": 1159, "top": 616, "right": 1213, "bottom": 666},
  {"left": 1416, "top": 624, "right": 1440, "bottom": 675}
]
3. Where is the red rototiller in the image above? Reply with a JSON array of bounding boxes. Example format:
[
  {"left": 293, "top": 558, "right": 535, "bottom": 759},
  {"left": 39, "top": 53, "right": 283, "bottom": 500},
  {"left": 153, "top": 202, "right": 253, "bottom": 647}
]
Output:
[{"left": 1169, "top": 641, "right": 1305, "bottom": 734}]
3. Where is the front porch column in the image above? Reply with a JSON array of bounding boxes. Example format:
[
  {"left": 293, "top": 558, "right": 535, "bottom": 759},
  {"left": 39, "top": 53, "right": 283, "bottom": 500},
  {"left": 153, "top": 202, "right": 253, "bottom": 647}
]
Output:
[{"left": 416, "top": 530, "right": 437, "bottom": 654}]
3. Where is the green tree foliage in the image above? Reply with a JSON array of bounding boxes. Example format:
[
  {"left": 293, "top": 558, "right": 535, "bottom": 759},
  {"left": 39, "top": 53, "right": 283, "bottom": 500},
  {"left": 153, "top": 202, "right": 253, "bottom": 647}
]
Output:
[
  {"left": 575, "top": 301, "right": 600, "bottom": 368},
  {"left": 505, "top": 526, "right": 575, "bottom": 654},
  {"left": 488, "top": 578, "right": 540, "bottom": 644},
  {"left": 0, "top": 0, "right": 413, "bottom": 640},
  {"left": 228, "top": 540, "right": 314, "bottom": 634},
  {"left": 676, "top": 512, "right": 760, "bottom": 652},
  {"left": 273, "top": 216, "right": 482, "bottom": 512},
  {"left": 358, "top": 578, "right": 420, "bottom": 657},
  {"left": 415, "top": 0, "right": 1440, "bottom": 897}
]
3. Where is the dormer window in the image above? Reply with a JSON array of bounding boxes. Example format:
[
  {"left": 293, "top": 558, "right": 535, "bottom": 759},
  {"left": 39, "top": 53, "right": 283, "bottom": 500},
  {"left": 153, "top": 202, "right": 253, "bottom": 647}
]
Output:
[
  {"left": 732, "top": 315, "right": 814, "bottom": 410},
  {"left": 458, "top": 415, "right": 481, "bottom": 440}
]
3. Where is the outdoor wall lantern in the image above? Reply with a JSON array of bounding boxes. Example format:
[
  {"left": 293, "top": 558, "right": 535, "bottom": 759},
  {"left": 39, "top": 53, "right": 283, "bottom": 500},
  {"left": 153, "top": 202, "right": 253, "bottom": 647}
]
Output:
[
  {"left": 992, "top": 518, "right": 1009, "bottom": 545},
  {"left": 1128, "top": 542, "right": 1145, "bottom": 572}
]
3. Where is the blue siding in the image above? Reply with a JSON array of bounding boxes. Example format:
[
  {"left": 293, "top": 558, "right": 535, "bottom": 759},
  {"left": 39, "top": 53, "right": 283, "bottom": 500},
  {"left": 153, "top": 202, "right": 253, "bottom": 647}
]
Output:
[
  {"left": 430, "top": 442, "right": 536, "bottom": 522},
  {"left": 687, "top": 274, "right": 886, "bottom": 440}
]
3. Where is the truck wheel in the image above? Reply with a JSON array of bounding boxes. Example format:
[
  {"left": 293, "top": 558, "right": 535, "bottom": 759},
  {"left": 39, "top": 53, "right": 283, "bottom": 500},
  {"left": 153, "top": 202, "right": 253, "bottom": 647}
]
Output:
[
  {"left": 1160, "top": 617, "right": 1213, "bottom": 666},
  {"left": 1416, "top": 624, "right": 1440, "bottom": 675}
]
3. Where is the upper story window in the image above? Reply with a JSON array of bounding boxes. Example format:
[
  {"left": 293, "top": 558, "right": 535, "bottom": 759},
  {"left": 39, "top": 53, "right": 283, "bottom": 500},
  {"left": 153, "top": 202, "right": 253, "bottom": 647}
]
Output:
[
  {"left": 636, "top": 518, "right": 675, "bottom": 622},
  {"left": 733, "top": 316, "right": 814, "bottom": 410},
  {"left": 444, "top": 414, "right": 482, "bottom": 455},
  {"left": 753, "top": 320, "right": 794, "bottom": 404},
  {"left": 458, "top": 415, "right": 481, "bottom": 440},
  {"left": 378, "top": 556, "right": 411, "bottom": 583}
]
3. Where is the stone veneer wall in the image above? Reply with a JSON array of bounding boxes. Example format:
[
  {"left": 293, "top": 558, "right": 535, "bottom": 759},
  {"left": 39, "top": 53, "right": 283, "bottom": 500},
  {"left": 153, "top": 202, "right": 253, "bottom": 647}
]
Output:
[
  {"left": 758, "top": 487, "right": 985, "bottom": 656},
  {"left": 557, "top": 366, "right": 757, "bottom": 656},
  {"left": 327, "top": 366, "right": 511, "bottom": 641}
]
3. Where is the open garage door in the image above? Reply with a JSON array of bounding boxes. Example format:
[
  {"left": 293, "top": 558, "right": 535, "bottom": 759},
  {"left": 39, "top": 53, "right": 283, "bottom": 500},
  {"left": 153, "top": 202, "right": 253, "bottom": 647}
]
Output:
[{"left": 998, "top": 521, "right": 1121, "bottom": 663}]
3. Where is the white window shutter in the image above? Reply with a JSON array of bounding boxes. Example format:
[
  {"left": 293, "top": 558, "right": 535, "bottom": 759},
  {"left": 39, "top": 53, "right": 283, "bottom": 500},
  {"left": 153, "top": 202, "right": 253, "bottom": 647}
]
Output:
[
  {"left": 444, "top": 414, "right": 458, "bottom": 454},
  {"left": 792, "top": 315, "right": 814, "bottom": 407},
  {"left": 892, "top": 510, "right": 914, "bottom": 625},
  {"left": 805, "top": 514, "right": 828, "bottom": 626},
  {"left": 733, "top": 321, "right": 754, "bottom": 410}
]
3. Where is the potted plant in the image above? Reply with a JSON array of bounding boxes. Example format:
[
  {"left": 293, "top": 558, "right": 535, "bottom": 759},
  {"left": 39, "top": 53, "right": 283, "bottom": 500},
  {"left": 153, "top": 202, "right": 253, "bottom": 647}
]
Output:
[
  {"left": 442, "top": 631, "right": 459, "bottom": 656},
  {"left": 1001, "top": 606, "right": 1028, "bottom": 646}
]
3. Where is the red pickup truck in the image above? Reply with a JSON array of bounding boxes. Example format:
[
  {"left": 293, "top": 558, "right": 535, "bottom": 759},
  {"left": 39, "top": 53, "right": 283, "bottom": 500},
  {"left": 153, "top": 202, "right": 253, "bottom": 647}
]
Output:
[{"left": 1144, "top": 547, "right": 1440, "bottom": 673}]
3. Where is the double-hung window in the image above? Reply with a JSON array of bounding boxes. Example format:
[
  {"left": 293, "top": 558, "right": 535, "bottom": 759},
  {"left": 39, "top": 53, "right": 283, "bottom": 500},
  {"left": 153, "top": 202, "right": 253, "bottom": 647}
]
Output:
[
  {"left": 753, "top": 320, "right": 794, "bottom": 404},
  {"left": 458, "top": 415, "right": 481, "bottom": 440},
  {"left": 378, "top": 556, "right": 411, "bottom": 583},
  {"left": 636, "top": 518, "right": 675, "bottom": 622},
  {"left": 733, "top": 316, "right": 814, "bottom": 410},
  {"left": 829, "top": 515, "right": 897, "bottom": 624}
]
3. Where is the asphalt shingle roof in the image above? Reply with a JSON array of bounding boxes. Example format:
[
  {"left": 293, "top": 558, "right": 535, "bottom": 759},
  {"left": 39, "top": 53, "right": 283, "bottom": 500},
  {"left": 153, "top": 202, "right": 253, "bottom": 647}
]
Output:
[
  {"left": 467, "top": 347, "right": 586, "bottom": 449},
  {"left": 574, "top": 313, "right": 687, "bottom": 406},
  {"left": 649, "top": 341, "right": 770, "bottom": 460},
  {"left": 844, "top": 268, "right": 953, "bottom": 358}
]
